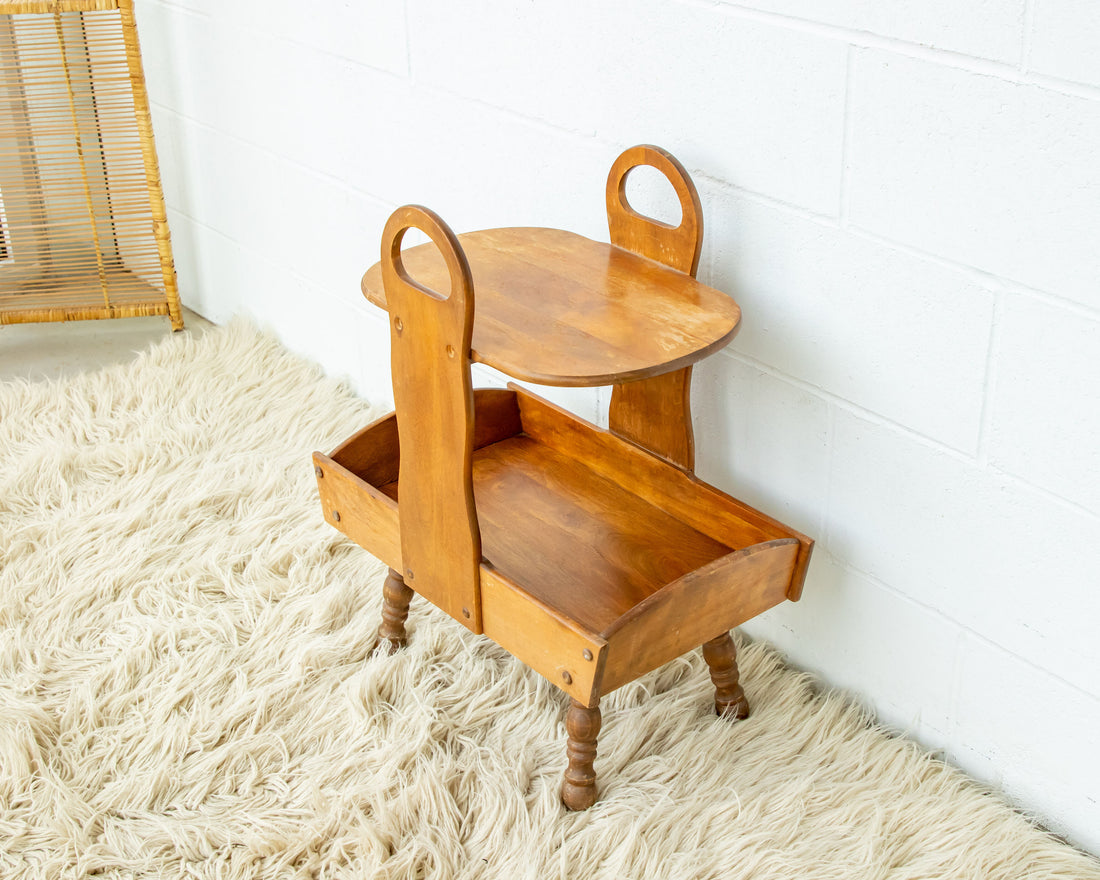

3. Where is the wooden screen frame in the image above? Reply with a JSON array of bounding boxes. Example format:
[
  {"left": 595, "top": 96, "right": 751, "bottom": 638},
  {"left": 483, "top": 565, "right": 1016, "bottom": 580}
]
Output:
[{"left": 0, "top": 0, "right": 182, "bottom": 329}]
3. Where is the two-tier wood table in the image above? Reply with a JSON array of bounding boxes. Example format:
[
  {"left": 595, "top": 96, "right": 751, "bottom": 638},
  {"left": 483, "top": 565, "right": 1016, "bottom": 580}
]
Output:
[{"left": 313, "top": 146, "right": 813, "bottom": 810}]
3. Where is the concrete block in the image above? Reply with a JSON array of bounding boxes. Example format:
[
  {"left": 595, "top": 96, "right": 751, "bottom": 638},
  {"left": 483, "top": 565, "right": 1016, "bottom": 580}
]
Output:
[
  {"left": 718, "top": 0, "right": 1025, "bottom": 62},
  {"left": 407, "top": 0, "right": 848, "bottom": 214},
  {"left": 951, "top": 635, "right": 1100, "bottom": 854},
  {"left": 156, "top": 114, "right": 395, "bottom": 307},
  {"left": 694, "top": 354, "right": 830, "bottom": 539},
  {"left": 165, "top": 209, "right": 250, "bottom": 324},
  {"left": 356, "top": 311, "right": 394, "bottom": 410},
  {"left": 1029, "top": 0, "right": 1100, "bottom": 88},
  {"left": 827, "top": 409, "right": 1100, "bottom": 695},
  {"left": 848, "top": 49, "right": 1100, "bottom": 311},
  {"left": 143, "top": 11, "right": 359, "bottom": 180},
  {"left": 744, "top": 552, "right": 963, "bottom": 738},
  {"left": 138, "top": 0, "right": 213, "bottom": 14},
  {"left": 703, "top": 185, "right": 995, "bottom": 452},
  {"left": 246, "top": 277, "right": 370, "bottom": 397},
  {"left": 989, "top": 294, "right": 1100, "bottom": 515},
  {"left": 222, "top": 0, "right": 408, "bottom": 76}
]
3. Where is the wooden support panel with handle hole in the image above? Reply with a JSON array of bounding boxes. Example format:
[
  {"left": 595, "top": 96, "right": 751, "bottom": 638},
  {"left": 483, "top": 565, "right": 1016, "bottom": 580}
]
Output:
[{"left": 316, "top": 147, "right": 817, "bottom": 811}]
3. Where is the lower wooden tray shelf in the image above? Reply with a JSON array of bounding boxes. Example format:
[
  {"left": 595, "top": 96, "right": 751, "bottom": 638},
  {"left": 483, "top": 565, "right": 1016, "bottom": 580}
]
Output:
[{"left": 313, "top": 385, "right": 812, "bottom": 708}]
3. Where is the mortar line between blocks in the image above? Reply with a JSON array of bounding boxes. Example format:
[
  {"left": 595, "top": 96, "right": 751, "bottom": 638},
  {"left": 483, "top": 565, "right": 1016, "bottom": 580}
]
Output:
[
  {"left": 984, "top": 461, "right": 1100, "bottom": 522},
  {"left": 1020, "top": 0, "right": 1036, "bottom": 72},
  {"left": 695, "top": 0, "right": 1100, "bottom": 103},
  {"left": 403, "top": 0, "right": 414, "bottom": 81},
  {"left": 1003, "top": 283, "right": 1100, "bottom": 324},
  {"left": 976, "top": 290, "right": 1006, "bottom": 466},
  {"left": 209, "top": 9, "right": 410, "bottom": 81},
  {"left": 143, "top": 0, "right": 210, "bottom": 21},
  {"left": 820, "top": 402, "right": 838, "bottom": 547},
  {"left": 724, "top": 346, "right": 1100, "bottom": 523},
  {"left": 697, "top": 177, "right": 1100, "bottom": 317},
  {"left": 838, "top": 45, "right": 856, "bottom": 227},
  {"left": 151, "top": 102, "right": 396, "bottom": 213},
  {"left": 165, "top": 205, "right": 379, "bottom": 320},
  {"left": 834, "top": 558, "right": 1100, "bottom": 704},
  {"left": 695, "top": 172, "right": 841, "bottom": 227},
  {"left": 719, "top": 347, "right": 981, "bottom": 462},
  {"left": 847, "top": 225, "right": 1100, "bottom": 320},
  {"left": 417, "top": 81, "right": 600, "bottom": 141}
]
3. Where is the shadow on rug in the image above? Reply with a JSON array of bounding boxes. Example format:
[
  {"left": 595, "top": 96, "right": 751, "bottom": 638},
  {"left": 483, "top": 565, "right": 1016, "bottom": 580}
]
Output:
[{"left": 1, "top": 320, "right": 1097, "bottom": 879}]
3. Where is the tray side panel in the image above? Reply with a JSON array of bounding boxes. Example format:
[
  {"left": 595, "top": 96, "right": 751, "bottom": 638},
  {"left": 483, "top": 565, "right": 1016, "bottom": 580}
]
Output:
[
  {"left": 515, "top": 386, "right": 811, "bottom": 555},
  {"left": 313, "top": 452, "right": 402, "bottom": 573},
  {"left": 330, "top": 412, "right": 401, "bottom": 487},
  {"left": 480, "top": 565, "right": 608, "bottom": 708},
  {"left": 599, "top": 539, "right": 800, "bottom": 693}
]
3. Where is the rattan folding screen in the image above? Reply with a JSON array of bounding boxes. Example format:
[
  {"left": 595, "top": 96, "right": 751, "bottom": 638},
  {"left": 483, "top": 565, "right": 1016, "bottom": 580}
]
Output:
[{"left": 0, "top": 0, "right": 181, "bottom": 329}]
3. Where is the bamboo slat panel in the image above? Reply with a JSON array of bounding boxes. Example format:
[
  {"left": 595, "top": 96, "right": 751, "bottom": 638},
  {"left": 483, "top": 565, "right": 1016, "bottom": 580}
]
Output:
[{"left": 0, "top": 0, "right": 182, "bottom": 329}]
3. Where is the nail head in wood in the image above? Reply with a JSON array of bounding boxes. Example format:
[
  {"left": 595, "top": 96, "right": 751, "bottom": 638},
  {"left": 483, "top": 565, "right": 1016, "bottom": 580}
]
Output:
[
  {"left": 315, "top": 465, "right": 324, "bottom": 478},
  {"left": 331, "top": 510, "right": 340, "bottom": 522},
  {"left": 561, "top": 670, "right": 573, "bottom": 684},
  {"left": 446, "top": 344, "right": 456, "bottom": 358},
  {"left": 462, "top": 607, "right": 471, "bottom": 619},
  {"left": 394, "top": 316, "right": 403, "bottom": 332},
  {"left": 583, "top": 649, "right": 593, "bottom": 661}
]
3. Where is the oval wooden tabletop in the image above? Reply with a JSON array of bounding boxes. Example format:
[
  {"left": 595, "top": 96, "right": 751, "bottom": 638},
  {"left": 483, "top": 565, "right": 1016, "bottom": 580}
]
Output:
[{"left": 362, "top": 227, "right": 741, "bottom": 387}]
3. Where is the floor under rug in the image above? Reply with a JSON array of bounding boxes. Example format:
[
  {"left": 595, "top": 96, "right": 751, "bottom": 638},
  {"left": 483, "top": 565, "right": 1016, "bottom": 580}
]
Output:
[{"left": 1, "top": 320, "right": 1097, "bottom": 879}]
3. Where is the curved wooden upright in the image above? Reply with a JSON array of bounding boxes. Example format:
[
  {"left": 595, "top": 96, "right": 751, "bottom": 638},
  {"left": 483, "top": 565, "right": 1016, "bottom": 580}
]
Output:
[
  {"left": 605, "top": 145, "right": 706, "bottom": 470},
  {"left": 381, "top": 206, "right": 483, "bottom": 633}
]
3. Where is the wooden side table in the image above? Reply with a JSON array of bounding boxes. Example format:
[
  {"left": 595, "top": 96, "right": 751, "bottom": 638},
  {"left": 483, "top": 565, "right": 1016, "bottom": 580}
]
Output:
[{"left": 313, "top": 146, "right": 813, "bottom": 810}]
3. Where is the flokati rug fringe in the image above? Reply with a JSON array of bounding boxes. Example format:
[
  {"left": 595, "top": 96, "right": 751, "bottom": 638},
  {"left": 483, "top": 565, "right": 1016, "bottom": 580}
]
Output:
[{"left": 1, "top": 320, "right": 1097, "bottom": 879}]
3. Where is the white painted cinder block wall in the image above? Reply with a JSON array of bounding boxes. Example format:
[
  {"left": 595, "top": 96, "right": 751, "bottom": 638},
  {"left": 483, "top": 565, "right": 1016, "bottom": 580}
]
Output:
[{"left": 137, "top": 0, "right": 1100, "bottom": 853}]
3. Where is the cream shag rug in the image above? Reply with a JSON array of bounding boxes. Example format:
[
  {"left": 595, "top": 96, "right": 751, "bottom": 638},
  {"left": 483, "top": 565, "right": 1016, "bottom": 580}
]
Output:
[{"left": 1, "top": 321, "right": 1097, "bottom": 880}]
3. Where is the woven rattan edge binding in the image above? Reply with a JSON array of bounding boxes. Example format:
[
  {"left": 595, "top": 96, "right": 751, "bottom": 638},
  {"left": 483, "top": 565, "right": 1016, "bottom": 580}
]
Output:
[{"left": 0, "top": 2, "right": 121, "bottom": 14}]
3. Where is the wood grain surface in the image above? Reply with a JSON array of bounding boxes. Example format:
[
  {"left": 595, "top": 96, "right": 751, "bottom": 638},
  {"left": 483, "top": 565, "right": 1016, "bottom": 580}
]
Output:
[
  {"left": 382, "top": 206, "right": 483, "bottom": 633},
  {"left": 362, "top": 226, "right": 740, "bottom": 387}
]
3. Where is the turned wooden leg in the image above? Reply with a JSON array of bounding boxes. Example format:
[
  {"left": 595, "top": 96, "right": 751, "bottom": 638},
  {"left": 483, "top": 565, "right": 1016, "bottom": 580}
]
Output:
[
  {"left": 703, "top": 632, "right": 750, "bottom": 720},
  {"left": 561, "top": 699, "right": 601, "bottom": 811},
  {"left": 375, "top": 568, "right": 414, "bottom": 654}
]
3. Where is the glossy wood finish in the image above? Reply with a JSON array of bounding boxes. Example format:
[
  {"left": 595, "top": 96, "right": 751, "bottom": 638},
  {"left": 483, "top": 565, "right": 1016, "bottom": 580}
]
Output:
[
  {"left": 609, "top": 366, "right": 695, "bottom": 469},
  {"left": 702, "top": 632, "right": 750, "bottom": 720},
  {"left": 605, "top": 145, "right": 703, "bottom": 276},
  {"left": 319, "top": 158, "right": 816, "bottom": 809},
  {"left": 598, "top": 539, "right": 799, "bottom": 693},
  {"left": 468, "top": 436, "right": 735, "bottom": 633},
  {"left": 325, "top": 385, "right": 811, "bottom": 707},
  {"left": 376, "top": 568, "right": 414, "bottom": 653},
  {"left": 313, "top": 445, "right": 402, "bottom": 574},
  {"left": 605, "top": 145, "right": 707, "bottom": 469},
  {"left": 382, "top": 206, "right": 483, "bottom": 633},
  {"left": 310, "top": 390, "right": 540, "bottom": 582},
  {"left": 480, "top": 566, "right": 607, "bottom": 707},
  {"left": 513, "top": 387, "right": 815, "bottom": 579},
  {"left": 362, "top": 226, "right": 740, "bottom": 387},
  {"left": 561, "top": 699, "right": 601, "bottom": 811}
]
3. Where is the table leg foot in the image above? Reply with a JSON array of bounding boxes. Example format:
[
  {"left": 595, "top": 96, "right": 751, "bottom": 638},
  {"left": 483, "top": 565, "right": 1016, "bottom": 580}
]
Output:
[
  {"left": 703, "top": 632, "right": 750, "bottom": 720},
  {"left": 561, "top": 698, "right": 601, "bottom": 810},
  {"left": 375, "top": 567, "right": 414, "bottom": 653}
]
